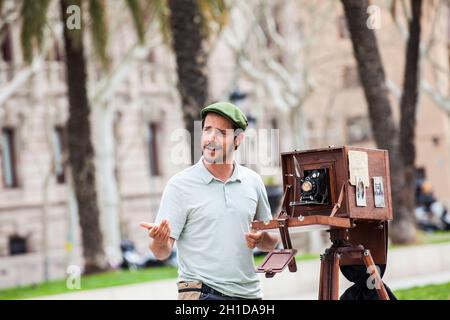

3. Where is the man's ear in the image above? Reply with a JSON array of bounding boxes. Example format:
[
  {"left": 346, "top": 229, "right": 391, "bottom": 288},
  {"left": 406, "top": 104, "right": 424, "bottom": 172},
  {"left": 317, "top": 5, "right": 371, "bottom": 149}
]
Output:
[{"left": 234, "top": 132, "right": 245, "bottom": 149}]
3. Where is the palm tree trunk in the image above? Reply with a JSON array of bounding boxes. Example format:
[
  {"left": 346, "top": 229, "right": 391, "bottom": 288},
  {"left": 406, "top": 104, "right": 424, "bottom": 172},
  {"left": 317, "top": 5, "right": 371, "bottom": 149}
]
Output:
[
  {"left": 168, "top": 0, "right": 208, "bottom": 164},
  {"left": 60, "top": 0, "right": 108, "bottom": 274},
  {"left": 341, "top": 0, "right": 416, "bottom": 243},
  {"left": 398, "top": 0, "right": 422, "bottom": 242}
]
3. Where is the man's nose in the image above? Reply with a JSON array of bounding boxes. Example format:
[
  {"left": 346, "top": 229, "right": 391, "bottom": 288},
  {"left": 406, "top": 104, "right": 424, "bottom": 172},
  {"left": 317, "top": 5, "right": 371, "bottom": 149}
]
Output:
[{"left": 205, "top": 131, "right": 217, "bottom": 142}]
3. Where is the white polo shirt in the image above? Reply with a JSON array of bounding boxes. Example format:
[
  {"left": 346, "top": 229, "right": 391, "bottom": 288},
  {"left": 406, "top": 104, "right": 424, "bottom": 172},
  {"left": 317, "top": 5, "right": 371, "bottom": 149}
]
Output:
[{"left": 155, "top": 157, "right": 272, "bottom": 299}]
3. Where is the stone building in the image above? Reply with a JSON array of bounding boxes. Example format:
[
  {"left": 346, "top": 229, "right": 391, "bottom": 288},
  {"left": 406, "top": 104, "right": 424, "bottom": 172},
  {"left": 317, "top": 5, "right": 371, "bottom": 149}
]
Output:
[{"left": 0, "top": 0, "right": 449, "bottom": 288}]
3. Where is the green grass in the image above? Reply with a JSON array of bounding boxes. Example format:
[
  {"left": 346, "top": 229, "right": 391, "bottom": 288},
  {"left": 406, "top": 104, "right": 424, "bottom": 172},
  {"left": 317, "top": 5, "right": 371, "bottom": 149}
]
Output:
[
  {"left": 2, "top": 233, "right": 449, "bottom": 300},
  {"left": 2, "top": 254, "right": 449, "bottom": 300},
  {"left": 0, "top": 252, "right": 318, "bottom": 300},
  {"left": 389, "top": 230, "right": 450, "bottom": 249},
  {"left": 419, "top": 230, "right": 450, "bottom": 245},
  {"left": 394, "top": 281, "right": 450, "bottom": 300},
  {"left": 0, "top": 266, "right": 178, "bottom": 300}
]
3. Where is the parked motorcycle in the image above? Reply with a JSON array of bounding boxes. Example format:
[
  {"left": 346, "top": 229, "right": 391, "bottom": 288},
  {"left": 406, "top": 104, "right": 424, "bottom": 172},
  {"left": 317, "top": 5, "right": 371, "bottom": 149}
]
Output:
[
  {"left": 120, "top": 240, "right": 177, "bottom": 270},
  {"left": 415, "top": 181, "right": 450, "bottom": 231},
  {"left": 416, "top": 201, "right": 450, "bottom": 232}
]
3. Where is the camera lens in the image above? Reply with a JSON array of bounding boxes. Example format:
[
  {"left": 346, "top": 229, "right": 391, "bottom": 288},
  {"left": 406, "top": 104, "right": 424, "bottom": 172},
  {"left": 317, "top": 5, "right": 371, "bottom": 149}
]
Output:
[
  {"left": 299, "top": 169, "right": 330, "bottom": 205},
  {"left": 301, "top": 181, "right": 313, "bottom": 192}
]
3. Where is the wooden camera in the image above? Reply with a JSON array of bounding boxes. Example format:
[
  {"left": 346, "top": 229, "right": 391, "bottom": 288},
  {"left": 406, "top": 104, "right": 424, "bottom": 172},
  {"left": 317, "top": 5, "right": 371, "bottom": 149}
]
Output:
[
  {"left": 281, "top": 146, "right": 392, "bottom": 220},
  {"left": 252, "top": 146, "right": 393, "bottom": 300}
]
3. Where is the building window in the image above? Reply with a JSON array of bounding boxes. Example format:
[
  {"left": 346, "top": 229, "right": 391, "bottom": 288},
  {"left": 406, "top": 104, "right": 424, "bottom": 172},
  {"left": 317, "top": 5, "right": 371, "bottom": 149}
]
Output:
[
  {"left": 342, "top": 65, "right": 360, "bottom": 89},
  {"left": 147, "top": 122, "right": 160, "bottom": 176},
  {"left": 1, "top": 128, "right": 19, "bottom": 188},
  {"left": 270, "top": 118, "right": 280, "bottom": 165},
  {"left": 415, "top": 167, "right": 426, "bottom": 181},
  {"left": 8, "top": 235, "right": 28, "bottom": 255},
  {"left": 432, "top": 136, "right": 440, "bottom": 146},
  {"left": 53, "top": 42, "right": 63, "bottom": 62},
  {"left": 52, "top": 126, "right": 67, "bottom": 184},
  {"left": 337, "top": 15, "right": 349, "bottom": 39},
  {"left": 1, "top": 25, "right": 13, "bottom": 63},
  {"left": 345, "top": 116, "right": 372, "bottom": 144},
  {"left": 270, "top": 118, "right": 278, "bottom": 129},
  {"left": 46, "top": 41, "right": 63, "bottom": 62},
  {"left": 147, "top": 50, "right": 156, "bottom": 63}
]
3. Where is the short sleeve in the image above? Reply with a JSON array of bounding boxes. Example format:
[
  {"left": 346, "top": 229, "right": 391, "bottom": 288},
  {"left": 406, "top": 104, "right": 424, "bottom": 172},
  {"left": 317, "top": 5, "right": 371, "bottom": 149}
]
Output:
[
  {"left": 255, "top": 177, "right": 273, "bottom": 222},
  {"left": 154, "top": 181, "right": 187, "bottom": 240}
]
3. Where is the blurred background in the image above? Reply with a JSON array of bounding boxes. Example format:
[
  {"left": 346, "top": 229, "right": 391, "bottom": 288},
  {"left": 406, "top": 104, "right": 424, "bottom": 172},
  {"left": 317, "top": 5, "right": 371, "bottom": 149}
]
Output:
[{"left": 0, "top": 0, "right": 450, "bottom": 299}]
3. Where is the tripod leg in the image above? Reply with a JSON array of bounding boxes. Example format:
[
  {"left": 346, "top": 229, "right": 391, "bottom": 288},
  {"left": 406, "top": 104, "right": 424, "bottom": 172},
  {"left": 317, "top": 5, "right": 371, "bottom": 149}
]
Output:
[
  {"left": 278, "top": 221, "right": 297, "bottom": 273},
  {"left": 319, "top": 252, "right": 332, "bottom": 299},
  {"left": 330, "top": 252, "right": 340, "bottom": 300},
  {"left": 362, "top": 249, "right": 390, "bottom": 300},
  {"left": 319, "top": 249, "right": 339, "bottom": 300},
  {"left": 287, "top": 259, "right": 297, "bottom": 272},
  {"left": 318, "top": 254, "right": 326, "bottom": 300}
]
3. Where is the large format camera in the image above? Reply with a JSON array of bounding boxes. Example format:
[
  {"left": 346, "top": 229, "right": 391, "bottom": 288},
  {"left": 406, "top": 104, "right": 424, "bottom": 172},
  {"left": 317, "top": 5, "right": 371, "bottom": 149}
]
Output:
[
  {"left": 252, "top": 146, "right": 394, "bottom": 300},
  {"left": 299, "top": 169, "right": 330, "bottom": 205}
]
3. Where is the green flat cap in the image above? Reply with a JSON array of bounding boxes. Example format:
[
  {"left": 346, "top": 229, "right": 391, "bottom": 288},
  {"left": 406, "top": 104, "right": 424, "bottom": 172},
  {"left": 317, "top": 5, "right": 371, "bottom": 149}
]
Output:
[{"left": 200, "top": 101, "right": 248, "bottom": 131}]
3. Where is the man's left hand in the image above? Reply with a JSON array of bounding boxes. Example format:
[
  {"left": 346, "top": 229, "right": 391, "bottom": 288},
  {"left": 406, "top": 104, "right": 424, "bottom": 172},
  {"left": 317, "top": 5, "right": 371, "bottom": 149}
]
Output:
[{"left": 245, "top": 230, "right": 263, "bottom": 249}]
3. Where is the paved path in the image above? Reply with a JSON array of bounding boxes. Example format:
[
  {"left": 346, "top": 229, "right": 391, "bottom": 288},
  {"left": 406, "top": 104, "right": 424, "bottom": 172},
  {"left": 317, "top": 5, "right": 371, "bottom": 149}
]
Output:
[{"left": 36, "top": 242, "right": 450, "bottom": 300}]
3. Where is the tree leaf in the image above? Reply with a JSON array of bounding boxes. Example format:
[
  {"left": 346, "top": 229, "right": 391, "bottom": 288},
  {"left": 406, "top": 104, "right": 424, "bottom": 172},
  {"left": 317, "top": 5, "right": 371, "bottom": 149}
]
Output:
[
  {"left": 125, "top": 0, "right": 145, "bottom": 44},
  {"left": 20, "top": 0, "right": 51, "bottom": 63},
  {"left": 198, "top": 0, "right": 229, "bottom": 39},
  {"left": 88, "top": 0, "right": 110, "bottom": 69}
]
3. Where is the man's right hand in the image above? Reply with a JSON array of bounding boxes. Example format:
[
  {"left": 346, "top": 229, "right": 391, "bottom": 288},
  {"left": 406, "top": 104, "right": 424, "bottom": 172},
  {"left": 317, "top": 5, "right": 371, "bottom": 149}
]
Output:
[
  {"left": 140, "top": 219, "right": 171, "bottom": 245},
  {"left": 140, "top": 219, "right": 173, "bottom": 260}
]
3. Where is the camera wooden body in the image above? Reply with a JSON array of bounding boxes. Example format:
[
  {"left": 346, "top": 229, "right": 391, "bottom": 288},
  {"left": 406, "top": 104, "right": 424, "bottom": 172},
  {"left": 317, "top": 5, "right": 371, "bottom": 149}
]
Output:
[
  {"left": 253, "top": 146, "right": 393, "bottom": 291},
  {"left": 281, "top": 146, "right": 393, "bottom": 221}
]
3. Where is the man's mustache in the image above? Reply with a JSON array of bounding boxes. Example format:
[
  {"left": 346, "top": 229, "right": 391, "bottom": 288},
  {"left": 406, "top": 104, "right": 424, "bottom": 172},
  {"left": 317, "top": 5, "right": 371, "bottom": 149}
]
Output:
[{"left": 203, "top": 143, "right": 222, "bottom": 150}]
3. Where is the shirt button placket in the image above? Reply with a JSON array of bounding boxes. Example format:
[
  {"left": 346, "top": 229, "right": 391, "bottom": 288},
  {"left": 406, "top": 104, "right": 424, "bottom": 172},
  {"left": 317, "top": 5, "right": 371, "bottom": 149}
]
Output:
[{"left": 223, "top": 184, "right": 228, "bottom": 207}]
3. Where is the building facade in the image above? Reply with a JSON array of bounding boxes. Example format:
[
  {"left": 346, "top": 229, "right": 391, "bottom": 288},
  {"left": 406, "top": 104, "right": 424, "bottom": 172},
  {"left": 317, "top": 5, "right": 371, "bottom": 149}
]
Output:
[{"left": 0, "top": 0, "right": 449, "bottom": 288}]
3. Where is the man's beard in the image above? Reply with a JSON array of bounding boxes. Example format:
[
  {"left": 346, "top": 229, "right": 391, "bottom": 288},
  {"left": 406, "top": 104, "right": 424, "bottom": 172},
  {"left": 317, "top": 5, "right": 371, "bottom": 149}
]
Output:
[{"left": 202, "top": 142, "right": 235, "bottom": 164}]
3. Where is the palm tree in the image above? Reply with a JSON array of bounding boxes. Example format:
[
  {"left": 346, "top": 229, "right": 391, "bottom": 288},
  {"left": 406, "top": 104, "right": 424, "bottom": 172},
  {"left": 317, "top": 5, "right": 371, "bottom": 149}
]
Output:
[
  {"left": 165, "top": 0, "right": 228, "bottom": 163},
  {"left": 116, "top": 0, "right": 227, "bottom": 164},
  {"left": 398, "top": 0, "right": 422, "bottom": 243},
  {"left": 168, "top": 0, "right": 207, "bottom": 163},
  {"left": 20, "top": 0, "right": 146, "bottom": 274},
  {"left": 59, "top": 0, "right": 107, "bottom": 274},
  {"left": 341, "top": 0, "right": 422, "bottom": 244}
]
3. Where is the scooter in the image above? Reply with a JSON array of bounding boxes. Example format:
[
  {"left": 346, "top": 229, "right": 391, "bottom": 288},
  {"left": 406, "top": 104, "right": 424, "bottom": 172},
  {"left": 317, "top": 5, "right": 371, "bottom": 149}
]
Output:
[
  {"left": 120, "top": 240, "right": 177, "bottom": 270},
  {"left": 415, "top": 201, "right": 450, "bottom": 231}
]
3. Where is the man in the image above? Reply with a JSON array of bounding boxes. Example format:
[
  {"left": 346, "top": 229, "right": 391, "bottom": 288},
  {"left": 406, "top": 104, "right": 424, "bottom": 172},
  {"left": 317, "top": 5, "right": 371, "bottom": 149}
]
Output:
[{"left": 140, "top": 101, "right": 279, "bottom": 300}]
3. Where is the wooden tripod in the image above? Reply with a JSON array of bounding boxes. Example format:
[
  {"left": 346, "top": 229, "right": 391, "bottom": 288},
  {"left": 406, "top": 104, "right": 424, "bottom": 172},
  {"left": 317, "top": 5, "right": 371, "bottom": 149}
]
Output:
[{"left": 318, "top": 241, "right": 390, "bottom": 300}]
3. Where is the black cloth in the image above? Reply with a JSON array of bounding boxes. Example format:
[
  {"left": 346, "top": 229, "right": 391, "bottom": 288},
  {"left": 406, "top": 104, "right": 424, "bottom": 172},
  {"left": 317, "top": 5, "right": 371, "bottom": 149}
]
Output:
[
  {"left": 340, "top": 282, "right": 397, "bottom": 300},
  {"left": 340, "top": 264, "right": 397, "bottom": 300}
]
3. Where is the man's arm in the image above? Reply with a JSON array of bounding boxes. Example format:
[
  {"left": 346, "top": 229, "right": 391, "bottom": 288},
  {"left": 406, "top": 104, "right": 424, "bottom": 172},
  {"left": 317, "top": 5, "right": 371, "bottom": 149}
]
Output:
[
  {"left": 245, "top": 230, "right": 279, "bottom": 252},
  {"left": 140, "top": 219, "right": 175, "bottom": 260},
  {"left": 250, "top": 175, "right": 278, "bottom": 251},
  {"left": 151, "top": 237, "right": 175, "bottom": 260}
]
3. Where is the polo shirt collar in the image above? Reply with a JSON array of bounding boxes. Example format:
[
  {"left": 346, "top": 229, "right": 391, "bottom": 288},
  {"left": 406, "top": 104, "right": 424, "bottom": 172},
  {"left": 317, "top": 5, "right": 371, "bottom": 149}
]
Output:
[{"left": 197, "top": 156, "right": 242, "bottom": 184}]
